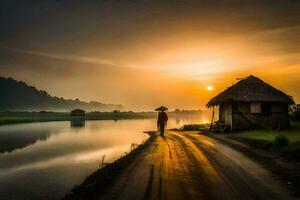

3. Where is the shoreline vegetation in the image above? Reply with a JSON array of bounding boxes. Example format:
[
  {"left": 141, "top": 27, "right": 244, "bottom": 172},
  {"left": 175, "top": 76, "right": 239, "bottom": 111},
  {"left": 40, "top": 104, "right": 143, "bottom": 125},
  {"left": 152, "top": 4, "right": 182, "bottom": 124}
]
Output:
[
  {"left": 0, "top": 110, "right": 203, "bottom": 125},
  {"left": 170, "top": 123, "right": 211, "bottom": 131}
]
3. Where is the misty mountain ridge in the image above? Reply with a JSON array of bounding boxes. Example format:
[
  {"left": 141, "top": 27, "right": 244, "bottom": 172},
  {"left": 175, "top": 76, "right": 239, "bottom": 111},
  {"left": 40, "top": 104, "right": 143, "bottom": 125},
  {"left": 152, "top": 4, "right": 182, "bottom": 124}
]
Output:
[{"left": 0, "top": 76, "right": 123, "bottom": 112}]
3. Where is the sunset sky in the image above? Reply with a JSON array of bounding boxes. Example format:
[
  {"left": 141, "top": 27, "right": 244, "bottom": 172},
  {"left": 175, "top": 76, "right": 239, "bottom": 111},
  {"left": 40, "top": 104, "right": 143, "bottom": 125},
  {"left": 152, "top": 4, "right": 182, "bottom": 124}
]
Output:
[{"left": 0, "top": 0, "right": 299, "bottom": 110}]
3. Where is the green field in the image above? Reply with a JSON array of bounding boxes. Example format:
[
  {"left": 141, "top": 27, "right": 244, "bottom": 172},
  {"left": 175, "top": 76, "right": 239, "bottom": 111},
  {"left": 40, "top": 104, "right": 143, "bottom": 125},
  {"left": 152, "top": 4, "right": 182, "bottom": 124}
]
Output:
[{"left": 234, "top": 122, "right": 300, "bottom": 144}]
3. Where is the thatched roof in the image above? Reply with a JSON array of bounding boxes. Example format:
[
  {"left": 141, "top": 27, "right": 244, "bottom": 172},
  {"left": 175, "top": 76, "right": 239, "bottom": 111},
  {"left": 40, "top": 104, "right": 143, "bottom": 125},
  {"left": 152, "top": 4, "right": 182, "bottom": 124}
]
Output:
[{"left": 207, "top": 75, "right": 294, "bottom": 107}]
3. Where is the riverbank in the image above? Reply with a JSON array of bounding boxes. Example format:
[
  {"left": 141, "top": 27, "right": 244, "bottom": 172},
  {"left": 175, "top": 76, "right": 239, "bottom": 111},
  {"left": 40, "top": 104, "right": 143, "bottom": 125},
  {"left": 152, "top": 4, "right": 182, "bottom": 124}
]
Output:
[
  {"left": 63, "top": 131, "right": 296, "bottom": 200},
  {"left": 0, "top": 110, "right": 203, "bottom": 125},
  {"left": 0, "top": 111, "right": 155, "bottom": 125},
  {"left": 63, "top": 131, "right": 156, "bottom": 200}
]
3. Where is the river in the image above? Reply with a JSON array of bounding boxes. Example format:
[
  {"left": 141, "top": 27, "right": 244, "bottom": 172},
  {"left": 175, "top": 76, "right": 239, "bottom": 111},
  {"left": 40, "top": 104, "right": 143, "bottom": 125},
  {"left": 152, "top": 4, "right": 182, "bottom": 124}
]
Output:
[{"left": 0, "top": 113, "right": 210, "bottom": 200}]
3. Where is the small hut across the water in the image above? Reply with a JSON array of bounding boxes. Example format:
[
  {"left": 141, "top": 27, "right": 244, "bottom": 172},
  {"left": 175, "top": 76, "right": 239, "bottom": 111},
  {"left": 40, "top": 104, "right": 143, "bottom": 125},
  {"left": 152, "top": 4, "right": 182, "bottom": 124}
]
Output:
[
  {"left": 207, "top": 75, "right": 294, "bottom": 131},
  {"left": 71, "top": 109, "right": 86, "bottom": 118}
]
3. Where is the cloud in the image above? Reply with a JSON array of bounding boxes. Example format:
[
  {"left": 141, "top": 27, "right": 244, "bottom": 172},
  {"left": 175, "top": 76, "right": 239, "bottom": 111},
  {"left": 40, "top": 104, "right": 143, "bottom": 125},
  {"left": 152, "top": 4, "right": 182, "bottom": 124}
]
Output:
[{"left": 7, "top": 48, "right": 116, "bottom": 66}]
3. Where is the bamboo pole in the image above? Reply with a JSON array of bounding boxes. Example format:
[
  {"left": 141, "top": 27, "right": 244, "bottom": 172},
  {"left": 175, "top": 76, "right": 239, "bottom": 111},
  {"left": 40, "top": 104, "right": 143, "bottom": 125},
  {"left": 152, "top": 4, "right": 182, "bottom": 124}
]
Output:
[{"left": 209, "top": 106, "right": 215, "bottom": 131}]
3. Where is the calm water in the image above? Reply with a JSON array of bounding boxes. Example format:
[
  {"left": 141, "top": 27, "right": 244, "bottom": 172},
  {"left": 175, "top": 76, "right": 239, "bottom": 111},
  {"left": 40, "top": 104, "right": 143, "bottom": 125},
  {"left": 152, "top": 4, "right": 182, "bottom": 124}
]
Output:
[{"left": 0, "top": 114, "right": 210, "bottom": 200}]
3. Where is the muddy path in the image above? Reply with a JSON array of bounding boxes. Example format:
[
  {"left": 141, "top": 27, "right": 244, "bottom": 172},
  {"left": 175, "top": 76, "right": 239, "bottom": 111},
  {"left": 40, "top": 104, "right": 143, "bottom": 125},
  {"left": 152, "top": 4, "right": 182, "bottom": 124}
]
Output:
[{"left": 100, "top": 131, "right": 295, "bottom": 200}]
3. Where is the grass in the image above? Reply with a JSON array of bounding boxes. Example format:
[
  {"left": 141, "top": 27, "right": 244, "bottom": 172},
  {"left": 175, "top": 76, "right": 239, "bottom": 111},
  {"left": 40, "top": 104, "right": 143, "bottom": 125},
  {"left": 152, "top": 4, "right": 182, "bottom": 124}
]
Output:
[
  {"left": 171, "top": 123, "right": 210, "bottom": 131},
  {"left": 233, "top": 122, "right": 300, "bottom": 144},
  {"left": 230, "top": 121, "right": 300, "bottom": 160}
]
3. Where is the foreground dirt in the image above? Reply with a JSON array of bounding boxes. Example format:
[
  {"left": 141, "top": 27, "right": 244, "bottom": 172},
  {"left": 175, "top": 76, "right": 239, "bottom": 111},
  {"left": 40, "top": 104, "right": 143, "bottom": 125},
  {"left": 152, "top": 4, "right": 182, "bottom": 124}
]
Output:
[{"left": 99, "top": 131, "right": 295, "bottom": 200}]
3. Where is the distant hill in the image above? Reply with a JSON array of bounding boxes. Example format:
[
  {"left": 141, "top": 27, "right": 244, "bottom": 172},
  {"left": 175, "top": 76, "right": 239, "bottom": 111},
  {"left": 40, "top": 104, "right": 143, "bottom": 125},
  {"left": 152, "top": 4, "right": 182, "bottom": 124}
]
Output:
[{"left": 0, "top": 77, "right": 123, "bottom": 112}]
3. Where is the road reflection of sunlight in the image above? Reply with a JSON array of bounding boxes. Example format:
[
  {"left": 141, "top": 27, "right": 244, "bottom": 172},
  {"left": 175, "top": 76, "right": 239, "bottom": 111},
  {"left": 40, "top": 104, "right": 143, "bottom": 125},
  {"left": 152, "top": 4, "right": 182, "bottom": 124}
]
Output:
[
  {"left": 189, "top": 134, "right": 215, "bottom": 147},
  {"left": 171, "top": 132, "right": 216, "bottom": 175}
]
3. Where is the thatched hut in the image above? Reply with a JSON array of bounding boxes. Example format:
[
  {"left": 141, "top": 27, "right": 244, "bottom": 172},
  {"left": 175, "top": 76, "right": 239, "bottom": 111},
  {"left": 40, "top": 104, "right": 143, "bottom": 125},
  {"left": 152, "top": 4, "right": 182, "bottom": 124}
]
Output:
[{"left": 207, "top": 75, "right": 294, "bottom": 131}]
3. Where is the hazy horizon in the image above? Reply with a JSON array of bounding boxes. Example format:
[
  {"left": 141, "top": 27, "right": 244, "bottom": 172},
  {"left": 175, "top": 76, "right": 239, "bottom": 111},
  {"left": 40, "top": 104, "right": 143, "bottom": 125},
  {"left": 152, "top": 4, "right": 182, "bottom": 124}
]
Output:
[{"left": 1, "top": 1, "right": 299, "bottom": 110}]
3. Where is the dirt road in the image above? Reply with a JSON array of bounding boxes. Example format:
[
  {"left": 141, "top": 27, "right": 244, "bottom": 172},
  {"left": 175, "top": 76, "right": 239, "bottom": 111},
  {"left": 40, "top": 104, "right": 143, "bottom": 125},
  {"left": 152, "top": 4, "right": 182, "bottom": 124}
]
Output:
[{"left": 101, "top": 131, "right": 295, "bottom": 200}]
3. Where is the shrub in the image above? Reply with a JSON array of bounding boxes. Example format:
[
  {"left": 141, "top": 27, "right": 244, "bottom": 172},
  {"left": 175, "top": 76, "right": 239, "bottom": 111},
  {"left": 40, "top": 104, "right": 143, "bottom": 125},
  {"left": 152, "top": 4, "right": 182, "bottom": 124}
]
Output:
[
  {"left": 274, "top": 135, "right": 289, "bottom": 148},
  {"left": 181, "top": 124, "right": 209, "bottom": 131},
  {"left": 182, "top": 124, "right": 202, "bottom": 131},
  {"left": 289, "top": 104, "right": 300, "bottom": 121}
]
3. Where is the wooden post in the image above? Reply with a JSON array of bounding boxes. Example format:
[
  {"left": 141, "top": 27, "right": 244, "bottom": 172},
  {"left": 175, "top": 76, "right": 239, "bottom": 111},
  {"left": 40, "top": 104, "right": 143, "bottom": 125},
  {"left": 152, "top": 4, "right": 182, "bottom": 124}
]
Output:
[{"left": 209, "top": 106, "right": 215, "bottom": 131}]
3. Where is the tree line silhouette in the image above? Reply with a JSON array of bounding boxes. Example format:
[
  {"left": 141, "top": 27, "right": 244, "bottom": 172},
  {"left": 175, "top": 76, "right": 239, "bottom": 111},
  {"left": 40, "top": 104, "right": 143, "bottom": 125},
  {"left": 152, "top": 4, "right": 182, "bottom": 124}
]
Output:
[{"left": 0, "top": 77, "right": 123, "bottom": 111}]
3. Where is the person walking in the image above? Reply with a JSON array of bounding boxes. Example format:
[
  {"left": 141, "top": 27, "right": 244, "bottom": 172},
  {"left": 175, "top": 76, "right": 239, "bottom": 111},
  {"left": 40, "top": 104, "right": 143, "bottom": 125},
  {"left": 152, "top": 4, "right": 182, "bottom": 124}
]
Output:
[{"left": 155, "top": 106, "right": 168, "bottom": 136}]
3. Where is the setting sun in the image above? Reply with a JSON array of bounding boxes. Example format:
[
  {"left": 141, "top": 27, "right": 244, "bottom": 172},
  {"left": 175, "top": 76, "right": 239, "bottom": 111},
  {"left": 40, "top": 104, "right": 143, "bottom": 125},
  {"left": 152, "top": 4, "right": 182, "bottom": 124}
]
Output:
[{"left": 207, "top": 86, "right": 214, "bottom": 91}]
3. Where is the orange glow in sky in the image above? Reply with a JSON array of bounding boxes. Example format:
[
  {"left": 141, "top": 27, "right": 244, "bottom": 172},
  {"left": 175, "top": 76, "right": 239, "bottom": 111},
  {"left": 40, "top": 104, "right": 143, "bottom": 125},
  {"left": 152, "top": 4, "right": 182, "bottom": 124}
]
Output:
[{"left": 1, "top": 1, "right": 299, "bottom": 110}]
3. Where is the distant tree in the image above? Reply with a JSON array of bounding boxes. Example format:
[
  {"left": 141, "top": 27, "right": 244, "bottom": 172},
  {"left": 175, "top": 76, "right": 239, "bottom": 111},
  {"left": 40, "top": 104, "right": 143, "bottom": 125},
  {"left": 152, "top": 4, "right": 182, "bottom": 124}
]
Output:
[{"left": 175, "top": 108, "right": 181, "bottom": 113}]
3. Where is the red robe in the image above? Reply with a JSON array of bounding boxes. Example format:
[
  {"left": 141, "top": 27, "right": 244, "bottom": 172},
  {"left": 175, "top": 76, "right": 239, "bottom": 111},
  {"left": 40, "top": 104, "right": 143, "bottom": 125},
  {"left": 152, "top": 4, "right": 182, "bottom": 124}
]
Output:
[{"left": 157, "top": 112, "right": 168, "bottom": 127}]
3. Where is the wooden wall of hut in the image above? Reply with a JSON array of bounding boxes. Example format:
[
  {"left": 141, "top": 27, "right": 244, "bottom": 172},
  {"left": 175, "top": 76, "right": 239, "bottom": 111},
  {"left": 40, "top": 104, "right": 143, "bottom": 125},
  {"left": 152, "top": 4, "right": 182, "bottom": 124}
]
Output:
[
  {"left": 219, "top": 104, "right": 233, "bottom": 130},
  {"left": 270, "top": 103, "right": 290, "bottom": 129},
  {"left": 220, "top": 102, "right": 290, "bottom": 132}
]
